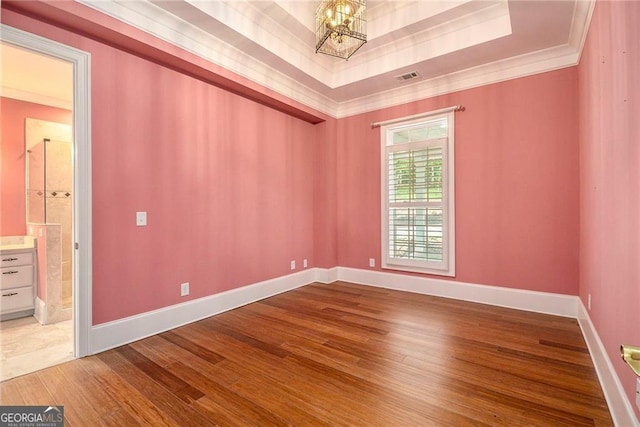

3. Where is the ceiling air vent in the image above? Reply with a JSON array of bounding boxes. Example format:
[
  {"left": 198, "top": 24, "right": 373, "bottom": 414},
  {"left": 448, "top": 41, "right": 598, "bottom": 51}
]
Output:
[{"left": 395, "top": 71, "right": 420, "bottom": 82}]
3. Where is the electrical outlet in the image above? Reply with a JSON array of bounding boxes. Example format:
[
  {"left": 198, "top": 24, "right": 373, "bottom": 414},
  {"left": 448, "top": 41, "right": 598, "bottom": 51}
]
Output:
[
  {"left": 290, "top": 260, "right": 296, "bottom": 270},
  {"left": 180, "top": 282, "right": 189, "bottom": 297},
  {"left": 303, "top": 259, "right": 308, "bottom": 268},
  {"left": 369, "top": 258, "right": 375, "bottom": 268},
  {"left": 588, "top": 293, "right": 591, "bottom": 311},
  {"left": 136, "top": 211, "right": 147, "bottom": 226}
]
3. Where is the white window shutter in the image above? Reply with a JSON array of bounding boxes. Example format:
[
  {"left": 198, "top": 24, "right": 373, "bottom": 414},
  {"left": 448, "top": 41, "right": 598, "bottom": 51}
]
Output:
[{"left": 381, "top": 113, "right": 455, "bottom": 276}]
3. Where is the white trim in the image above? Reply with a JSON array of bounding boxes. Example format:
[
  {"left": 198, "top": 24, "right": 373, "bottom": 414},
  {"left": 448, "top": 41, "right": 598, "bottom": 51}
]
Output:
[
  {"left": 85, "top": 264, "right": 637, "bottom": 424},
  {"left": 91, "top": 266, "right": 582, "bottom": 353},
  {"left": 89, "top": 269, "right": 316, "bottom": 354},
  {"left": 0, "top": 88, "right": 73, "bottom": 110},
  {"left": 76, "top": 0, "right": 338, "bottom": 118},
  {"left": 2, "top": 25, "right": 93, "bottom": 358},
  {"left": 333, "top": 267, "right": 578, "bottom": 317},
  {"left": 371, "top": 105, "right": 461, "bottom": 128},
  {"left": 577, "top": 301, "right": 640, "bottom": 427},
  {"left": 336, "top": 45, "right": 580, "bottom": 118},
  {"left": 569, "top": 0, "right": 596, "bottom": 64},
  {"left": 314, "top": 267, "right": 339, "bottom": 284},
  {"left": 380, "top": 111, "right": 456, "bottom": 278},
  {"left": 76, "top": 0, "right": 592, "bottom": 120}
]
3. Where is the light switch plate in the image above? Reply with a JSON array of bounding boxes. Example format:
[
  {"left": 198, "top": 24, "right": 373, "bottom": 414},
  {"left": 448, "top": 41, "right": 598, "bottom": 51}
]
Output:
[
  {"left": 636, "top": 378, "right": 640, "bottom": 410},
  {"left": 136, "top": 212, "right": 147, "bottom": 226}
]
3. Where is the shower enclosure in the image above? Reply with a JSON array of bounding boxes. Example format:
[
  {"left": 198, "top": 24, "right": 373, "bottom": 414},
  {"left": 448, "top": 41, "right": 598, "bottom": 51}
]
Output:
[{"left": 26, "top": 118, "right": 73, "bottom": 323}]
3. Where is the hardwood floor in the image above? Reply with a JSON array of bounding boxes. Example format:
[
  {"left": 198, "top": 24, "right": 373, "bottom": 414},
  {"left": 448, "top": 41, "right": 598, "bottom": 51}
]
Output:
[{"left": 0, "top": 281, "right": 612, "bottom": 426}]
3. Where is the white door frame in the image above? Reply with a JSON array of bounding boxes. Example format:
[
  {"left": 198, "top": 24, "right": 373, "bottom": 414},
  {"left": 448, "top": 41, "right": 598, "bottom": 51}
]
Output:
[{"left": 2, "top": 24, "right": 92, "bottom": 357}]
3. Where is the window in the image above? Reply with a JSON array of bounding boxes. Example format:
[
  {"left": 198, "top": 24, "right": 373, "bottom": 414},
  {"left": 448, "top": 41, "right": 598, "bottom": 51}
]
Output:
[{"left": 381, "top": 110, "right": 455, "bottom": 276}]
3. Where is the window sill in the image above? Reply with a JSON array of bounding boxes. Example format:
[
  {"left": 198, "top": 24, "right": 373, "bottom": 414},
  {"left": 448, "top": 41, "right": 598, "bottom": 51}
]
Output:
[{"left": 382, "top": 263, "right": 455, "bottom": 278}]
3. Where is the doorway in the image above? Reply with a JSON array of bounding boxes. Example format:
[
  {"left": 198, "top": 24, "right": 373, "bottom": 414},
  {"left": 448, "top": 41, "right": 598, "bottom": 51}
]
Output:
[
  {"left": 1, "top": 25, "right": 92, "bottom": 376},
  {"left": 26, "top": 119, "right": 75, "bottom": 318}
]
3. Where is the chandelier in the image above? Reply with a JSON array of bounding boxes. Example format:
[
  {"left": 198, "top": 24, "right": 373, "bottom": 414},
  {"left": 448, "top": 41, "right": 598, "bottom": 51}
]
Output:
[{"left": 315, "top": 0, "right": 367, "bottom": 60}]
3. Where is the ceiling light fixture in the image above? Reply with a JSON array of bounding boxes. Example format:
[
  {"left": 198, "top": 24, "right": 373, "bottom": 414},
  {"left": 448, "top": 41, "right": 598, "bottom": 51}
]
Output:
[{"left": 315, "top": 0, "right": 366, "bottom": 60}]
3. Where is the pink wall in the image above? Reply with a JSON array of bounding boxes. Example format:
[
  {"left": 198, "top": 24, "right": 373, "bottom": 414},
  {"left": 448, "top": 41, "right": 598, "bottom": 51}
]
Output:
[
  {"left": 90, "top": 48, "right": 316, "bottom": 323},
  {"left": 1, "top": 7, "right": 581, "bottom": 326},
  {"left": 0, "top": 97, "right": 72, "bottom": 236},
  {"left": 2, "top": 10, "right": 317, "bottom": 325},
  {"left": 313, "top": 119, "right": 339, "bottom": 268},
  {"left": 336, "top": 69, "right": 580, "bottom": 295},
  {"left": 2, "top": 0, "right": 325, "bottom": 125},
  {"left": 578, "top": 0, "right": 640, "bottom": 417},
  {"left": 5, "top": 0, "right": 638, "bottom": 417}
]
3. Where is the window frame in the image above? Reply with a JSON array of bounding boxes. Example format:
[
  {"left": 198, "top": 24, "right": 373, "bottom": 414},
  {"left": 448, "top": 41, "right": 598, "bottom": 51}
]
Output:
[{"left": 380, "top": 111, "right": 456, "bottom": 277}]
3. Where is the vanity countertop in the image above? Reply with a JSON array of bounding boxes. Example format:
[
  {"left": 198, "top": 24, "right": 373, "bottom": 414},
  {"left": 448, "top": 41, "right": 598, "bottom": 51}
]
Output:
[{"left": 0, "top": 236, "right": 36, "bottom": 251}]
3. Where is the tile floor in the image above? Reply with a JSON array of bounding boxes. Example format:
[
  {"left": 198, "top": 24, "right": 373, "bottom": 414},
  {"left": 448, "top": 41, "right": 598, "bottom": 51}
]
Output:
[{"left": 0, "top": 316, "right": 73, "bottom": 382}]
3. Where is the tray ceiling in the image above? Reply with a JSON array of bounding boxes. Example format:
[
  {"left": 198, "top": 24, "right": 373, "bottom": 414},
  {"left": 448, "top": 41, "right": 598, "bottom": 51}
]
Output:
[{"left": 3, "top": 1, "right": 594, "bottom": 118}]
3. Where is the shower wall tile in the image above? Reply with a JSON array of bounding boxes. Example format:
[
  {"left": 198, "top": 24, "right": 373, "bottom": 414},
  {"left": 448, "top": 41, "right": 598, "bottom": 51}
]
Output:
[
  {"left": 1, "top": 99, "right": 71, "bottom": 235},
  {"left": 27, "top": 223, "right": 71, "bottom": 324},
  {"left": 25, "top": 118, "right": 72, "bottom": 151},
  {"left": 27, "top": 142, "right": 46, "bottom": 224},
  {"left": 27, "top": 224, "right": 47, "bottom": 302},
  {"left": 62, "top": 260, "right": 72, "bottom": 283},
  {"left": 27, "top": 190, "right": 45, "bottom": 224},
  {"left": 24, "top": 123, "right": 74, "bottom": 323},
  {"left": 46, "top": 141, "right": 72, "bottom": 192},
  {"left": 44, "top": 225, "right": 70, "bottom": 324},
  {"left": 46, "top": 197, "right": 73, "bottom": 266}
]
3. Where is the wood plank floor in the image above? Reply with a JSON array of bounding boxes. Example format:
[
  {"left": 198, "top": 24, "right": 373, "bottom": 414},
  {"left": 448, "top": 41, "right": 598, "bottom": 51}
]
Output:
[{"left": 0, "top": 281, "right": 613, "bottom": 426}]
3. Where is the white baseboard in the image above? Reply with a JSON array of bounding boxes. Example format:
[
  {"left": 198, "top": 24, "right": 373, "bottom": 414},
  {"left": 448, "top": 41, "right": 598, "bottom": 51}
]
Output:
[
  {"left": 330, "top": 267, "right": 579, "bottom": 317},
  {"left": 314, "top": 267, "right": 339, "bottom": 284},
  {"left": 577, "top": 301, "right": 640, "bottom": 427},
  {"left": 90, "top": 266, "right": 577, "bottom": 354},
  {"left": 88, "top": 265, "right": 637, "bottom": 425},
  {"left": 326, "top": 267, "right": 638, "bottom": 424},
  {"left": 89, "top": 268, "right": 317, "bottom": 354}
]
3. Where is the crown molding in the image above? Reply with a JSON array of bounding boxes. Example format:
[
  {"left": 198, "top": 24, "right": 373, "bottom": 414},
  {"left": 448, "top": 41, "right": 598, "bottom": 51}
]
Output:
[
  {"left": 568, "top": 0, "right": 596, "bottom": 64},
  {"left": 77, "top": 0, "right": 339, "bottom": 117},
  {"left": 77, "top": 0, "right": 594, "bottom": 120},
  {"left": 331, "top": 1, "right": 512, "bottom": 88},
  {"left": 334, "top": 0, "right": 593, "bottom": 118},
  {"left": 335, "top": 44, "right": 580, "bottom": 118},
  {"left": 1, "top": 86, "right": 72, "bottom": 110}
]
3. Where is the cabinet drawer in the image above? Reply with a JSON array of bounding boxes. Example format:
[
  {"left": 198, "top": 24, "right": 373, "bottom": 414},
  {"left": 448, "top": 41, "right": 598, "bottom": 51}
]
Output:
[
  {"left": 1, "top": 252, "right": 33, "bottom": 268},
  {"left": 1, "top": 286, "right": 34, "bottom": 313},
  {"left": 0, "top": 265, "right": 34, "bottom": 290}
]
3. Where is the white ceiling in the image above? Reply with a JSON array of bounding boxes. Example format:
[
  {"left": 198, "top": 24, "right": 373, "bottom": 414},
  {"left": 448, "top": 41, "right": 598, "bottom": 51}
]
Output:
[
  {"left": 1, "top": 0, "right": 593, "bottom": 118},
  {"left": 0, "top": 42, "right": 73, "bottom": 110}
]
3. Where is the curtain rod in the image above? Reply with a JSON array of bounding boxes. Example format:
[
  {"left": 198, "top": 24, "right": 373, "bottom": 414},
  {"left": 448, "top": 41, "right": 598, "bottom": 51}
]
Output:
[{"left": 370, "top": 105, "right": 465, "bottom": 129}]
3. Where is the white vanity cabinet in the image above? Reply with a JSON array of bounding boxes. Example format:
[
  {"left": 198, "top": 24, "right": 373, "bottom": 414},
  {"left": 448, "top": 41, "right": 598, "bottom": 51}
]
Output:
[{"left": 1, "top": 248, "right": 36, "bottom": 320}]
